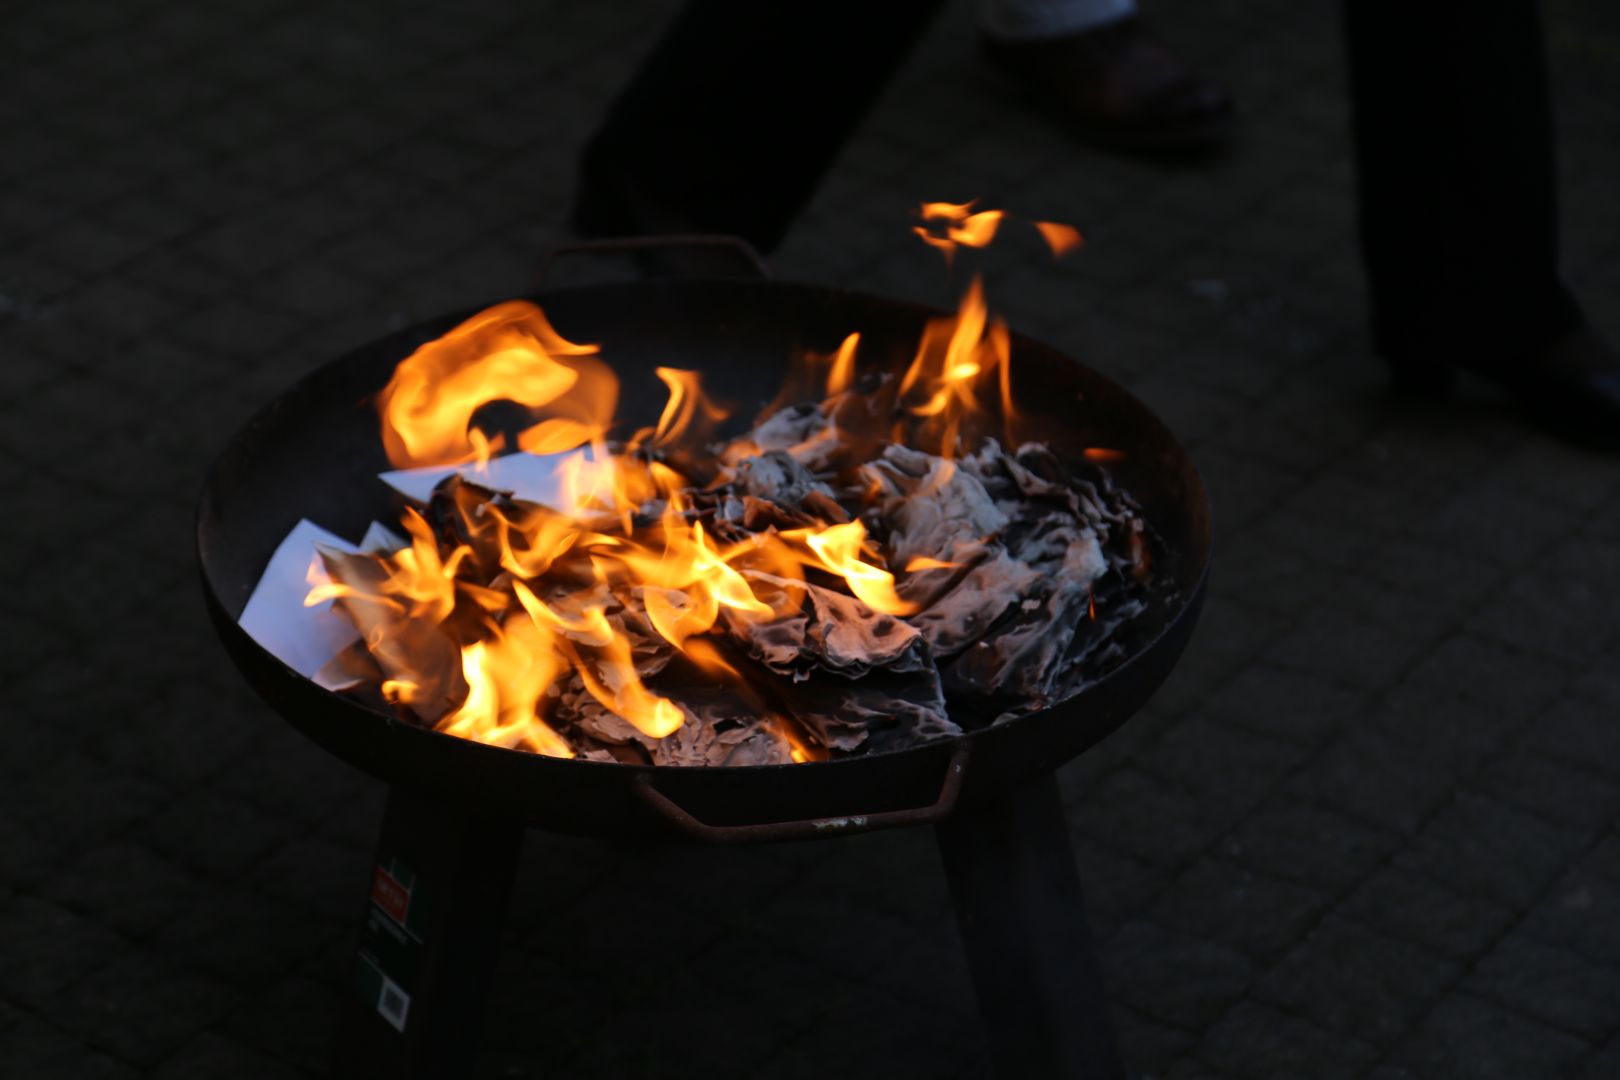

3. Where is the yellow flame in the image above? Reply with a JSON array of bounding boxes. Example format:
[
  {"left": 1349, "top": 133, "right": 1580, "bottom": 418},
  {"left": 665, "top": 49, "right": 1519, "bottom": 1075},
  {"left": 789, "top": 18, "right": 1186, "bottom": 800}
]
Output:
[
  {"left": 384, "top": 509, "right": 468, "bottom": 624},
  {"left": 569, "top": 633, "right": 686, "bottom": 740},
  {"left": 784, "top": 520, "right": 917, "bottom": 615},
  {"left": 439, "top": 633, "right": 575, "bottom": 757}
]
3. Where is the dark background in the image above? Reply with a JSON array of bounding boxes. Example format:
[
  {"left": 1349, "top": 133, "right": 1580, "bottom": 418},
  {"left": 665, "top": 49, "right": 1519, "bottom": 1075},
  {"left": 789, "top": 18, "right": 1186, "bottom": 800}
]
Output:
[{"left": 2, "top": 0, "right": 1619, "bottom": 1076}]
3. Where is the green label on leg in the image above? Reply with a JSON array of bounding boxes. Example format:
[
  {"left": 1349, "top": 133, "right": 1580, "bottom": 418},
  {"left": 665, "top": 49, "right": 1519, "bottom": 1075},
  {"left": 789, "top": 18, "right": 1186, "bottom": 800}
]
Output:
[{"left": 352, "top": 856, "right": 432, "bottom": 1033}]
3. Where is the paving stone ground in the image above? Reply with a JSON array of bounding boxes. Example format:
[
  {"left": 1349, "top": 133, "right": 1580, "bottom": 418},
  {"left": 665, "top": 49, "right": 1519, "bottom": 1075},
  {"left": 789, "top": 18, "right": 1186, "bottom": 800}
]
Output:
[{"left": 3, "top": 0, "right": 1619, "bottom": 1076}]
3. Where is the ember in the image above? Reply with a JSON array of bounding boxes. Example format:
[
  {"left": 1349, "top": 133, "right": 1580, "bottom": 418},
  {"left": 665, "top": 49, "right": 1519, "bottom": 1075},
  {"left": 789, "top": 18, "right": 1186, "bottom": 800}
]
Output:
[{"left": 245, "top": 205, "right": 1170, "bottom": 766}]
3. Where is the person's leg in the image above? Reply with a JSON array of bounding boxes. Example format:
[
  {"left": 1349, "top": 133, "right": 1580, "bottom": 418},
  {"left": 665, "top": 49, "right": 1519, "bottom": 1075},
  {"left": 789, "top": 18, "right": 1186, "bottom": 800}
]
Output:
[
  {"left": 575, "top": 0, "right": 946, "bottom": 254},
  {"left": 1345, "top": 0, "right": 1620, "bottom": 448},
  {"left": 1345, "top": 0, "right": 1582, "bottom": 381},
  {"left": 977, "top": 0, "right": 1230, "bottom": 154},
  {"left": 980, "top": 0, "right": 1136, "bottom": 40}
]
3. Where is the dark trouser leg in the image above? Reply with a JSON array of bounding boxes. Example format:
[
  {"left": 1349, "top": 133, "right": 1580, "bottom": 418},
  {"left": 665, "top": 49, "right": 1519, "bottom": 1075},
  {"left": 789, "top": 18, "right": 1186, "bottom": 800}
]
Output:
[
  {"left": 576, "top": 0, "right": 946, "bottom": 253},
  {"left": 1344, "top": 0, "right": 1582, "bottom": 375},
  {"left": 331, "top": 786, "right": 524, "bottom": 1080},
  {"left": 935, "top": 774, "right": 1126, "bottom": 1080}
]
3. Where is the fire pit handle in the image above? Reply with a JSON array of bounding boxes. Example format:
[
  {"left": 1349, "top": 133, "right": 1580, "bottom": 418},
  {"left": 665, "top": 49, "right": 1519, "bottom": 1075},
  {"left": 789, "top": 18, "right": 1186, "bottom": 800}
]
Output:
[
  {"left": 535, "top": 235, "right": 773, "bottom": 283},
  {"left": 632, "top": 743, "right": 971, "bottom": 844}
]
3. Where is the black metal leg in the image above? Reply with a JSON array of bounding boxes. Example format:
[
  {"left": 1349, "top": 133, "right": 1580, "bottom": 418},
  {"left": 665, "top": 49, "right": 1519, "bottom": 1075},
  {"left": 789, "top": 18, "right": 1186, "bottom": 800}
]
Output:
[
  {"left": 935, "top": 774, "right": 1126, "bottom": 1080},
  {"left": 332, "top": 785, "right": 524, "bottom": 1079}
]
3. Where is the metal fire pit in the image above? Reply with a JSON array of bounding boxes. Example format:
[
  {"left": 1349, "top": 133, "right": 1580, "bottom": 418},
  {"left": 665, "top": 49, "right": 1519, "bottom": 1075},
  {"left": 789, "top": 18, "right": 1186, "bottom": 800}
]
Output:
[{"left": 197, "top": 238, "right": 1211, "bottom": 1079}]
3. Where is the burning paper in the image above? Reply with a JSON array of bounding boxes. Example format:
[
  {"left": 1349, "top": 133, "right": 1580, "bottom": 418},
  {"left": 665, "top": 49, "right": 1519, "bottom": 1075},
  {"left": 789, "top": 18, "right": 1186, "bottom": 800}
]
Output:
[
  {"left": 240, "top": 202, "right": 1168, "bottom": 766},
  {"left": 379, "top": 447, "right": 603, "bottom": 507}
]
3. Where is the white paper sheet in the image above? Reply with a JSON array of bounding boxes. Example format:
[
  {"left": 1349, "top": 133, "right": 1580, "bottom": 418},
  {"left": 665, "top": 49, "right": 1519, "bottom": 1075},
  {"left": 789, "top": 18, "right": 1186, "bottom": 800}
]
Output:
[
  {"left": 377, "top": 448, "right": 601, "bottom": 507},
  {"left": 360, "top": 521, "right": 406, "bottom": 554},
  {"left": 239, "top": 516, "right": 405, "bottom": 679},
  {"left": 238, "top": 520, "right": 361, "bottom": 678}
]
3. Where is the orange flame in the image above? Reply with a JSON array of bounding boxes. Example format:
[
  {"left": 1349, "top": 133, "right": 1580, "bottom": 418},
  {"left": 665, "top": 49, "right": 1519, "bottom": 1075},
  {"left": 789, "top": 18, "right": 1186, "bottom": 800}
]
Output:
[
  {"left": 896, "top": 277, "right": 1014, "bottom": 456},
  {"left": 1034, "top": 221, "right": 1084, "bottom": 257},
  {"left": 915, "top": 201, "right": 1081, "bottom": 263},
  {"left": 305, "top": 553, "right": 401, "bottom": 612},
  {"left": 376, "top": 300, "right": 616, "bottom": 469},
  {"left": 827, "top": 332, "right": 859, "bottom": 396},
  {"left": 636, "top": 367, "right": 729, "bottom": 452},
  {"left": 913, "top": 200, "right": 1006, "bottom": 264}
]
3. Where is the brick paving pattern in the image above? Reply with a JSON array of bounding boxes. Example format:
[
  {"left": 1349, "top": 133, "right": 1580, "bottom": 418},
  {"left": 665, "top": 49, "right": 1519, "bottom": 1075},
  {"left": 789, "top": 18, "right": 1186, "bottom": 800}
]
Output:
[{"left": 3, "top": 0, "right": 1619, "bottom": 1076}]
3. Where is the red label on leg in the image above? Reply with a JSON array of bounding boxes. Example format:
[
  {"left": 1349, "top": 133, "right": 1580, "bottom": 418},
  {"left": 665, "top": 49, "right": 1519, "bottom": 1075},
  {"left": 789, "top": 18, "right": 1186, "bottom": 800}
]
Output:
[{"left": 371, "top": 865, "right": 411, "bottom": 926}]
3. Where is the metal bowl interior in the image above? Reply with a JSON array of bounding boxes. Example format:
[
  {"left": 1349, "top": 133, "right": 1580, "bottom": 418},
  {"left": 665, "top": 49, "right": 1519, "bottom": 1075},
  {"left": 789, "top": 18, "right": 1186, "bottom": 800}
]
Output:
[{"left": 197, "top": 279, "right": 1211, "bottom": 839}]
